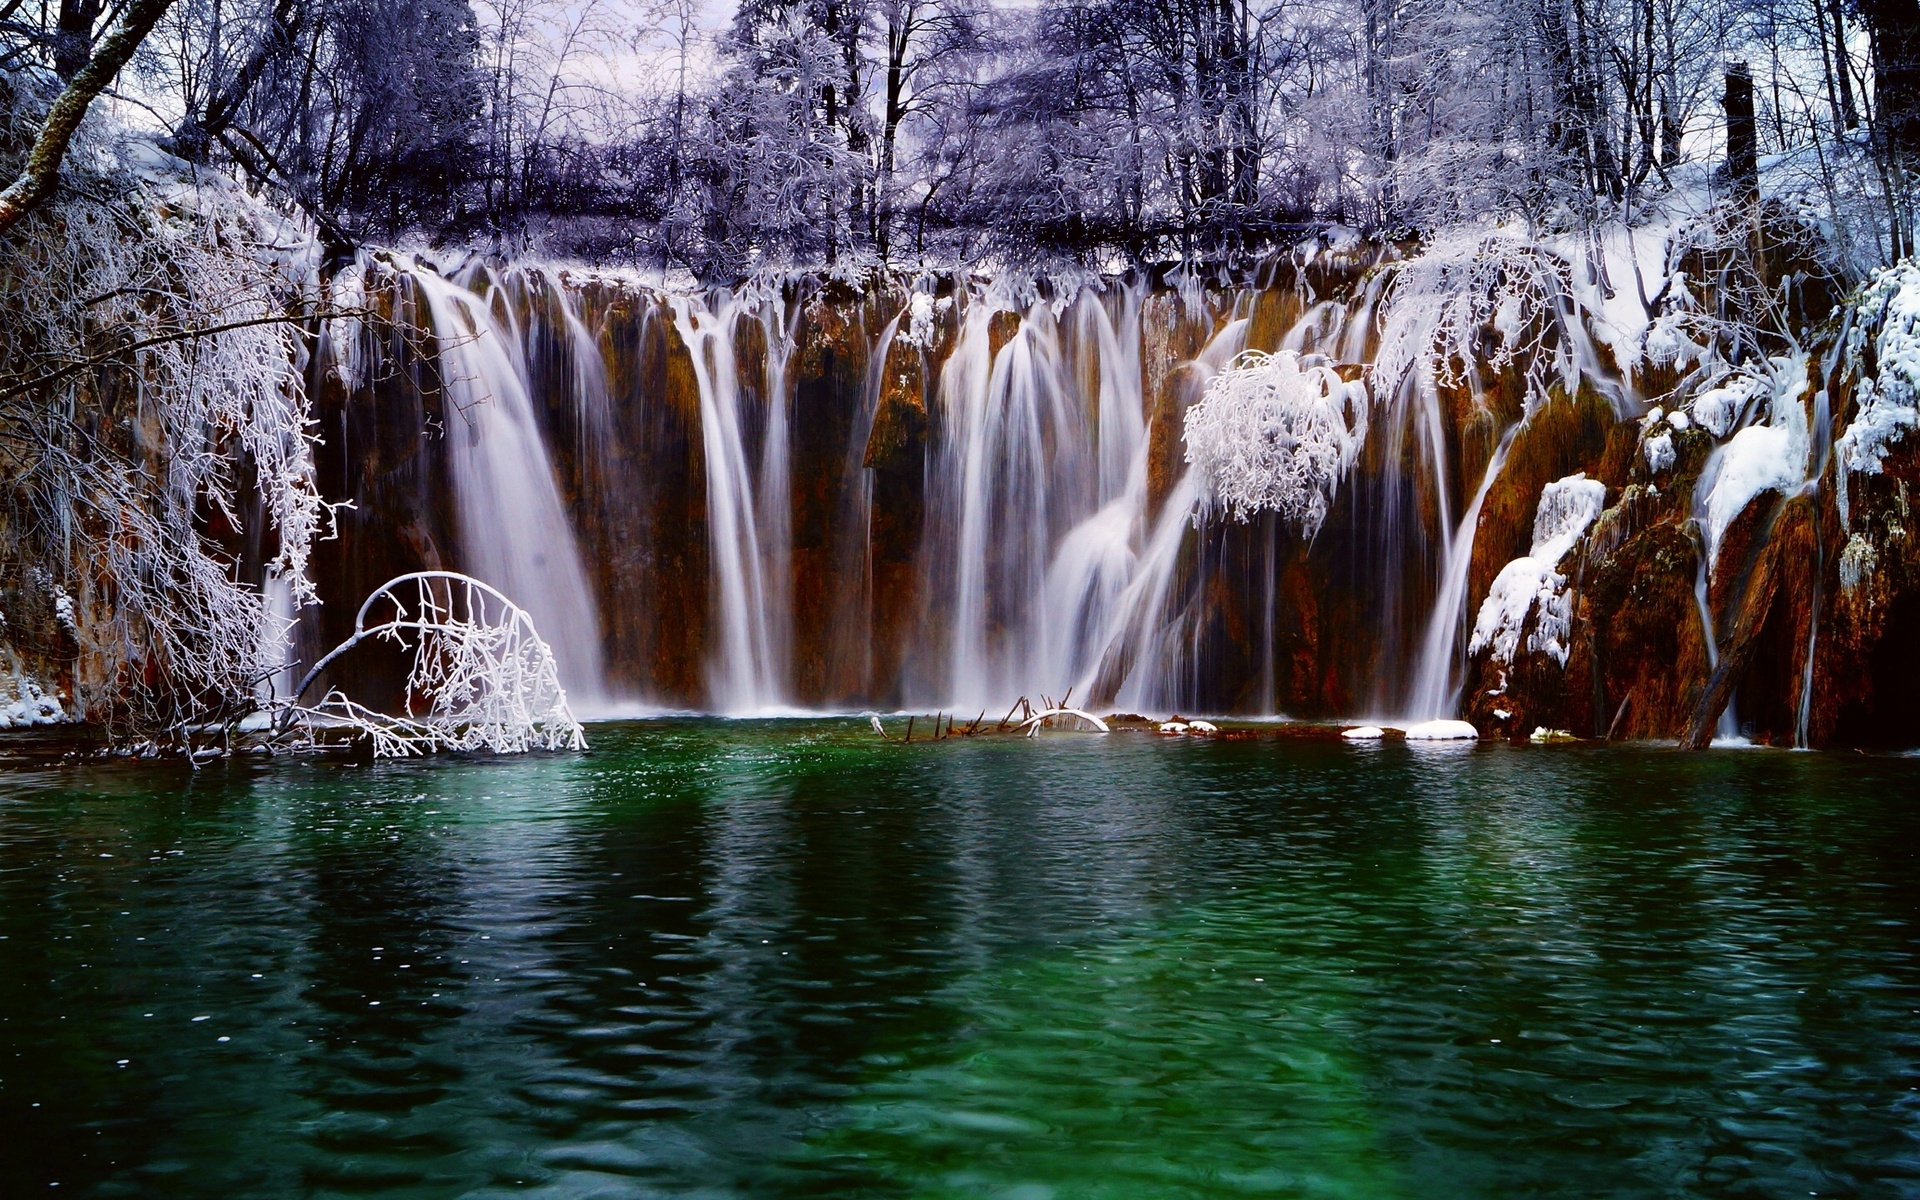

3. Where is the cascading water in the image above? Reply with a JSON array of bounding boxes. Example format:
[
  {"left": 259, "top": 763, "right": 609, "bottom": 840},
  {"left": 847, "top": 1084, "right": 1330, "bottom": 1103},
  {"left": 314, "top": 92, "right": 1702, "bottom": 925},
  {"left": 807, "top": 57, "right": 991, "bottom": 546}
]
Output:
[
  {"left": 933, "top": 297, "right": 1096, "bottom": 709},
  {"left": 669, "top": 291, "right": 794, "bottom": 712},
  {"left": 924, "top": 281, "right": 1242, "bottom": 714},
  {"left": 1405, "top": 425, "right": 1520, "bottom": 719},
  {"left": 824, "top": 304, "right": 905, "bottom": 700},
  {"left": 403, "top": 266, "right": 607, "bottom": 702},
  {"left": 284, "top": 227, "right": 1894, "bottom": 748}
]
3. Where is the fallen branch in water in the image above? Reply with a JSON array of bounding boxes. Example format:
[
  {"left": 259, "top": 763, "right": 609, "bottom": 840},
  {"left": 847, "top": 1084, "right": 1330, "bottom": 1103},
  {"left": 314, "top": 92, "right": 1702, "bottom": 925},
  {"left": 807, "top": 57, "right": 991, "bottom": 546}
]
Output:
[
  {"left": 276, "top": 571, "right": 585, "bottom": 757},
  {"left": 1017, "top": 707, "right": 1111, "bottom": 736}
]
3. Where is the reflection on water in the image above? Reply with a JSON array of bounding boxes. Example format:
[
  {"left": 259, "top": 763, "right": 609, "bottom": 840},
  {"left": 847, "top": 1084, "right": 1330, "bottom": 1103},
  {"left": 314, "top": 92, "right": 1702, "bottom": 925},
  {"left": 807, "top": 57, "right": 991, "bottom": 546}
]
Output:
[{"left": 1, "top": 723, "right": 1917, "bottom": 1197}]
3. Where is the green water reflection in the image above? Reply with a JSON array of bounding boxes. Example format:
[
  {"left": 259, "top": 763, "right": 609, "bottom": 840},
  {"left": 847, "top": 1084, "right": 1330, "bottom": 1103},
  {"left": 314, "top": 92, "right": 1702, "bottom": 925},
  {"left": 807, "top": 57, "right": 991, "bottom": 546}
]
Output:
[{"left": 0, "top": 722, "right": 1916, "bottom": 1197}]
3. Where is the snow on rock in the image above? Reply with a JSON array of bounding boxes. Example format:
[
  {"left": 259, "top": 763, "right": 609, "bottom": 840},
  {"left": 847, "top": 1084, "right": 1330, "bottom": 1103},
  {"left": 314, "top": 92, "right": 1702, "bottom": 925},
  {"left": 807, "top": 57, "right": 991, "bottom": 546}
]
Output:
[
  {"left": 1184, "top": 349, "right": 1367, "bottom": 537},
  {"left": 1341, "top": 725, "right": 1385, "bottom": 740},
  {"left": 1837, "top": 261, "right": 1920, "bottom": 528},
  {"left": 1644, "top": 431, "right": 1676, "bottom": 474},
  {"left": 1697, "top": 354, "right": 1810, "bottom": 568},
  {"left": 1404, "top": 719, "right": 1479, "bottom": 740},
  {"left": 901, "top": 291, "right": 942, "bottom": 349},
  {"left": 1, "top": 664, "right": 65, "bottom": 729},
  {"left": 1469, "top": 474, "right": 1609, "bottom": 667},
  {"left": 1691, "top": 369, "right": 1771, "bottom": 439},
  {"left": 1644, "top": 313, "right": 1705, "bottom": 370}
]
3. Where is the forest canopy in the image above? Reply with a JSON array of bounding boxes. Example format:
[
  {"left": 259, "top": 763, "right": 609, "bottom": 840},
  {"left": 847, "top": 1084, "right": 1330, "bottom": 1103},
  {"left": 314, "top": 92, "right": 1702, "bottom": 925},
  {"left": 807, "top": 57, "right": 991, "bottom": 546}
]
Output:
[{"left": 0, "top": 0, "right": 1916, "bottom": 273}]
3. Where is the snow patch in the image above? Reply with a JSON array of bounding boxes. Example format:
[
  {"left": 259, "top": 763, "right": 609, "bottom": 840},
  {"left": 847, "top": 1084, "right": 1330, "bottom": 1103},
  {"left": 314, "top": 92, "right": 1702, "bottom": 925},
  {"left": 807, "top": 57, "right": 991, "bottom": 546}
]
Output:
[
  {"left": 1341, "top": 725, "right": 1385, "bottom": 740},
  {"left": 1468, "top": 473, "right": 1608, "bottom": 667},
  {"left": 1697, "top": 354, "right": 1810, "bottom": 570},
  {"left": 901, "top": 291, "right": 940, "bottom": 350},
  {"left": 1404, "top": 719, "right": 1479, "bottom": 740},
  {"left": 1691, "top": 369, "right": 1770, "bottom": 439},
  {"left": 0, "top": 662, "right": 65, "bottom": 729}
]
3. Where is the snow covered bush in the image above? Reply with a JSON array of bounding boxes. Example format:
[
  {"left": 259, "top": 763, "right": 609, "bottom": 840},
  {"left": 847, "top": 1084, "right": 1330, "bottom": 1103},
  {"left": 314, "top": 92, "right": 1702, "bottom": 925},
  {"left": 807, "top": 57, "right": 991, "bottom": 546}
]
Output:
[
  {"left": 1836, "top": 261, "right": 1920, "bottom": 529},
  {"left": 1373, "top": 232, "right": 1575, "bottom": 409},
  {"left": 288, "top": 572, "right": 585, "bottom": 757},
  {"left": 0, "top": 115, "right": 335, "bottom": 737},
  {"left": 1469, "top": 474, "right": 1607, "bottom": 667},
  {"left": 1183, "top": 349, "right": 1368, "bottom": 538}
]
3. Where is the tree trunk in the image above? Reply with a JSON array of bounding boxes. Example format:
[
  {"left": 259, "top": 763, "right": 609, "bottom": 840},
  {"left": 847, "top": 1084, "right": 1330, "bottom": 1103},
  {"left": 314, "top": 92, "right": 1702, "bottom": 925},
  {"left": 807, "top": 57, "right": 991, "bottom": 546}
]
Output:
[
  {"left": 52, "top": 0, "right": 101, "bottom": 81},
  {"left": 1722, "top": 62, "right": 1757, "bottom": 198},
  {"left": 0, "top": 0, "right": 177, "bottom": 237},
  {"left": 1860, "top": 0, "right": 1920, "bottom": 155}
]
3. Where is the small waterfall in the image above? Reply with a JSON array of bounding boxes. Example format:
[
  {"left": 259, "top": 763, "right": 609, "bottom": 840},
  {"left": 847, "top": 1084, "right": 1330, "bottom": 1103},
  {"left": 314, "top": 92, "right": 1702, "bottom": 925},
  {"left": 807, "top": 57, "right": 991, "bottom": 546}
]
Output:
[
  {"left": 924, "top": 281, "right": 1255, "bottom": 714},
  {"left": 557, "top": 284, "right": 615, "bottom": 467},
  {"left": 669, "top": 293, "right": 792, "bottom": 712},
  {"left": 1070, "top": 309, "right": 1249, "bottom": 711},
  {"left": 1405, "top": 423, "right": 1519, "bottom": 719},
  {"left": 405, "top": 267, "right": 606, "bottom": 701},
  {"left": 755, "top": 295, "right": 798, "bottom": 693}
]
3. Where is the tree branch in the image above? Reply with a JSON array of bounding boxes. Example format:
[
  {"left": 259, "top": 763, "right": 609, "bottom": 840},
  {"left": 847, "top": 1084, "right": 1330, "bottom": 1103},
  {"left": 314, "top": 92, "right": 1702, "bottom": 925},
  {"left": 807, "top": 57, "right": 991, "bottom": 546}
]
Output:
[{"left": 0, "top": 306, "right": 367, "bottom": 403}]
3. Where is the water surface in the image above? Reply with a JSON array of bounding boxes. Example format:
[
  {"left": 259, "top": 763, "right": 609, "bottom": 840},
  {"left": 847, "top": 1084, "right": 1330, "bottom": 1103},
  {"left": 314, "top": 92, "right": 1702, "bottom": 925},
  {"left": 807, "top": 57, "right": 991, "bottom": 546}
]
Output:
[{"left": 2, "top": 722, "right": 1917, "bottom": 1197}]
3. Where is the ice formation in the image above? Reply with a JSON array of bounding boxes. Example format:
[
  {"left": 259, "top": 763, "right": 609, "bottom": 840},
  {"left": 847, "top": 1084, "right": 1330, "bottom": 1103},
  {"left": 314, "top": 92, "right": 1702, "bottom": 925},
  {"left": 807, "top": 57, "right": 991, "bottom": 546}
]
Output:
[
  {"left": 1644, "top": 431, "right": 1676, "bottom": 474},
  {"left": 1404, "top": 719, "right": 1480, "bottom": 740},
  {"left": 1469, "top": 473, "right": 1609, "bottom": 667},
  {"left": 1183, "top": 349, "right": 1367, "bottom": 537},
  {"left": 1697, "top": 355, "right": 1810, "bottom": 568}
]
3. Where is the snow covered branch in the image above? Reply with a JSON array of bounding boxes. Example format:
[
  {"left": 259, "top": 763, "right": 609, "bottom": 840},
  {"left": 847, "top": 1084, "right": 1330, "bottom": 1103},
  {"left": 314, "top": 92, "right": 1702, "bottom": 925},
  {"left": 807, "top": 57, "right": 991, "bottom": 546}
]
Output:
[{"left": 284, "top": 572, "right": 586, "bottom": 757}]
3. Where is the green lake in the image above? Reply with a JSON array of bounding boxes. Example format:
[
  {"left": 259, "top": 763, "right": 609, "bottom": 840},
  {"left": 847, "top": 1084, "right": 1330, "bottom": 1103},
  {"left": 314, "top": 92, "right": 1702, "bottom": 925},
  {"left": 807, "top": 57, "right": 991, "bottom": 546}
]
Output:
[{"left": 2, "top": 722, "right": 1917, "bottom": 1197}]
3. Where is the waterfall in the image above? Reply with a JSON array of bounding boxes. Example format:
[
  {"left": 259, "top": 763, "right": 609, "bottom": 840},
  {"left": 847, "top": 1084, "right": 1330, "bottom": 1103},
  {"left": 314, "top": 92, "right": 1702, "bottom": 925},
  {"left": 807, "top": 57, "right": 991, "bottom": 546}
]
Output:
[
  {"left": 826, "top": 304, "right": 905, "bottom": 700},
  {"left": 405, "top": 267, "right": 607, "bottom": 702},
  {"left": 669, "top": 293, "right": 792, "bottom": 712},
  {"left": 925, "top": 281, "right": 1250, "bottom": 713},
  {"left": 556, "top": 283, "right": 615, "bottom": 468},
  {"left": 934, "top": 297, "right": 1095, "bottom": 709},
  {"left": 1405, "top": 424, "right": 1519, "bottom": 719},
  {"left": 1056, "top": 307, "right": 1248, "bottom": 712},
  {"left": 325, "top": 249, "right": 1849, "bottom": 735}
]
